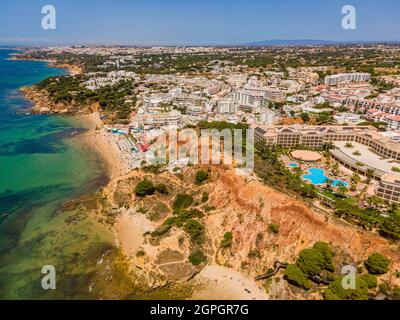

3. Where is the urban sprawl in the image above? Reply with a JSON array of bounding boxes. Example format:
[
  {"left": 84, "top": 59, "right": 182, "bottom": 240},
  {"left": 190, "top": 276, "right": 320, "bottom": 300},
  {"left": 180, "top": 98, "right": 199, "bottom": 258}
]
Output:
[{"left": 18, "top": 44, "right": 400, "bottom": 212}]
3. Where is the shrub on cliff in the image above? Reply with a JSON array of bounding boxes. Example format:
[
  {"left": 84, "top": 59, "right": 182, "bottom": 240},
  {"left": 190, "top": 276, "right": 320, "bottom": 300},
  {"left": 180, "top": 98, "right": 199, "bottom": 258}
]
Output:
[
  {"left": 220, "top": 232, "right": 233, "bottom": 248},
  {"left": 284, "top": 264, "right": 311, "bottom": 290},
  {"left": 172, "top": 193, "right": 194, "bottom": 213},
  {"left": 155, "top": 183, "right": 169, "bottom": 195},
  {"left": 267, "top": 223, "right": 279, "bottom": 235},
  {"left": 134, "top": 179, "right": 155, "bottom": 197},
  {"left": 201, "top": 191, "right": 209, "bottom": 203},
  {"left": 195, "top": 170, "right": 209, "bottom": 185},
  {"left": 297, "top": 248, "right": 325, "bottom": 276},
  {"left": 183, "top": 219, "right": 205, "bottom": 244},
  {"left": 360, "top": 274, "right": 377, "bottom": 289},
  {"left": 313, "top": 242, "right": 334, "bottom": 272},
  {"left": 296, "top": 242, "right": 335, "bottom": 276},
  {"left": 189, "top": 250, "right": 207, "bottom": 266},
  {"left": 323, "top": 276, "right": 369, "bottom": 300},
  {"left": 175, "top": 209, "right": 204, "bottom": 227},
  {"left": 365, "top": 253, "right": 390, "bottom": 275}
]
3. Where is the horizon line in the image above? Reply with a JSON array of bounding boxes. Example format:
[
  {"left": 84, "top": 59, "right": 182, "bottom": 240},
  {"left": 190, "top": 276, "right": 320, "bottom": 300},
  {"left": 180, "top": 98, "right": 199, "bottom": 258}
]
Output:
[{"left": 1, "top": 38, "right": 400, "bottom": 48}]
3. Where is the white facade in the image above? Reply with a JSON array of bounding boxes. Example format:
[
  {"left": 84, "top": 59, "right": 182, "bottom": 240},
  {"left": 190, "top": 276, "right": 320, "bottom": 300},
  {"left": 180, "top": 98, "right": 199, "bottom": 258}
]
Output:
[
  {"left": 218, "top": 98, "right": 239, "bottom": 114},
  {"left": 257, "top": 109, "right": 276, "bottom": 124},
  {"left": 324, "top": 73, "right": 371, "bottom": 85}
]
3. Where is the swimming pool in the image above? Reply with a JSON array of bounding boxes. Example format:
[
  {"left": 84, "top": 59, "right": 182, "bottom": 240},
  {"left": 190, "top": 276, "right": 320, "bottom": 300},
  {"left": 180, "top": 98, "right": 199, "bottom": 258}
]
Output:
[
  {"left": 303, "top": 168, "right": 348, "bottom": 187},
  {"left": 289, "top": 163, "right": 299, "bottom": 167}
]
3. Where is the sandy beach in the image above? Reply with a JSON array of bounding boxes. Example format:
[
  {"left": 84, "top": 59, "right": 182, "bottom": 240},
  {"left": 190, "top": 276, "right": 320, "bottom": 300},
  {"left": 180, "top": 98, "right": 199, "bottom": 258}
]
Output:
[
  {"left": 75, "top": 113, "right": 129, "bottom": 179},
  {"left": 113, "top": 209, "right": 155, "bottom": 258},
  {"left": 192, "top": 265, "right": 268, "bottom": 300}
]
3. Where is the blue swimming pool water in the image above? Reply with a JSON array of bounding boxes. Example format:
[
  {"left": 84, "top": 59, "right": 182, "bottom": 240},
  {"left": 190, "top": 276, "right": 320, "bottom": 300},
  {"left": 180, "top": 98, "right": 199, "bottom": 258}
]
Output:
[
  {"left": 289, "top": 163, "right": 299, "bottom": 167},
  {"left": 303, "top": 168, "right": 348, "bottom": 187}
]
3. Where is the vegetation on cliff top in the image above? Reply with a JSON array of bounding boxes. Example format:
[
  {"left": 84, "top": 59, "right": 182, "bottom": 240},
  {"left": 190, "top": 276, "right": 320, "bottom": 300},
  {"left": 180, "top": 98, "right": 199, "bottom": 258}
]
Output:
[
  {"left": 134, "top": 179, "right": 156, "bottom": 197},
  {"left": 365, "top": 253, "right": 391, "bottom": 275},
  {"left": 36, "top": 76, "right": 136, "bottom": 120},
  {"left": 220, "top": 232, "right": 233, "bottom": 249}
]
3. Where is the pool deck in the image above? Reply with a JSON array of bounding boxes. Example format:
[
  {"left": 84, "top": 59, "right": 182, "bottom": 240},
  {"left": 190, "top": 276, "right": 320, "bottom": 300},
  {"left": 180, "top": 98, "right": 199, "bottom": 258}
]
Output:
[{"left": 303, "top": 168, "right": 349, "bottom": 187}]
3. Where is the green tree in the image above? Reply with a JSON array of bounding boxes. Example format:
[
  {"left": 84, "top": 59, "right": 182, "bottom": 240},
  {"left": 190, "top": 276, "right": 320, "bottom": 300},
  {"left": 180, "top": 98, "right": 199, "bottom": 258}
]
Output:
[
  {"left": 297, "top": 248, "right": 325, "bottom": 275},
  {"left": 220, "top": 232, "right": 233, "bottom": 248},
  {"left": 155, "top": 183, "right": 169, "bottom": 194},
  {"left": 300, "top": 112, "right": 310, "bottom": 123},
  {"left": 351, "top": 172, "right": 361, "bottom": 184},
  {"left": 299, "top": 183, "right": 317, "bottom": 198},
  {"left": 268, "top": 223, "right": 280, "bottom": 235},
  {"left": 325, "top": 179, "right": 333, "bottom": 192},
  {"left": 365, "top": 253, "right": 390, "bottom": 275},
  {"left": 172, "top": 193, "right": 194, "bottom": 213},
  {"left": 201, "top": 191, "right": 209, "bottom": 203},
  {"left": 188, "top": 250, "right": 207, "bottom": 266},
  {"left": 324, "top": 276, "right": 369, "bottom": 300},
  {"left": 195, "top": 170, "right": 209, "bottom": 185},
  {"left": 366, "top": 169, "right": 374, "bottom": 184},
  {"left": 360, "top": 274, "right": 377, "bottom": 289},
  {"left": 380, "top": 210, "right": 400, "bottom": 240},
  {"left": 284, "top": 264, "right": 311, "bottom": 290},
  {"left": 332, "top": 163, "right": 340, "bottom": 175},
  {"left": 313, "top": 242, "right": 334, "bottom": 272},
  {"left": 134, "top": 179, "right": 155, "bottom": 197},
  {"left": 183, "top": 219, "right": 205, "bottom": 244},
  {"left": 337, "top": 184, "right": 348, "bottom": 198}
]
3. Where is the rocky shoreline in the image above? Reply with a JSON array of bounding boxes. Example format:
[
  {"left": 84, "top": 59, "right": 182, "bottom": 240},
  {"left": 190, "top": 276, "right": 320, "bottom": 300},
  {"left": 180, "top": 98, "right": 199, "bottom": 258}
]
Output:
[
  {"left": 20, "top": 85, "right": 98, "bottom": 115},
  {"left": 9, "top": 54, "right": 83, "bottom": 76}
]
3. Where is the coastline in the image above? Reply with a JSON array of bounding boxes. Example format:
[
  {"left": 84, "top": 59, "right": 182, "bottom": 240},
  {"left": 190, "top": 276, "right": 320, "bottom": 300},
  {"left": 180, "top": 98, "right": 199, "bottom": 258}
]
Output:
[
  {"left": 14, "top": 52, "right": 128, "bottom": 181},
  {"left": 74, "top": 112, "right": 129, "bottom": 180},
  {"left": 0, "top": 51, "right": 122, "bottom": 299},
  {"left": 8, "top": 53, "right": 83, "bottom": 76},
  {"left": 12, "top": 52, "right": 128, "bottom": 181}
]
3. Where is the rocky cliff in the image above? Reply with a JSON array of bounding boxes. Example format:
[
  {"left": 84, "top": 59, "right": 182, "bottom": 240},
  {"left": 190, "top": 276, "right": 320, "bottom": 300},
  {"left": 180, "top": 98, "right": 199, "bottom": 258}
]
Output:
[{"left": 100, "top": 165, "right": 400, "bottom": 298}]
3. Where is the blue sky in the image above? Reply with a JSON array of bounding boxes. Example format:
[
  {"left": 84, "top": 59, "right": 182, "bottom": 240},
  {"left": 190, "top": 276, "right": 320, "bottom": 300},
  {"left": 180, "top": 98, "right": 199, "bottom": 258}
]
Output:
[{"left": 1, "top": 0, "right": 399, "bottom": 45}]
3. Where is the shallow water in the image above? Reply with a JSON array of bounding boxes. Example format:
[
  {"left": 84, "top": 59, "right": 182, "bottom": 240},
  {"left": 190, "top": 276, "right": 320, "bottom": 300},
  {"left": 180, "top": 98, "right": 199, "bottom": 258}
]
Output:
[{"left": 0, "top": 50, "right": 113, "bottom": 299}]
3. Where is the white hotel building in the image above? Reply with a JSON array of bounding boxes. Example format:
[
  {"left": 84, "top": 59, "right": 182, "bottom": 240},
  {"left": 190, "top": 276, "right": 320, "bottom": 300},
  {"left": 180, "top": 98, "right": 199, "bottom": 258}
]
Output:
[{"left": 324, "top": 73, "right": 371, "bottom": 86}]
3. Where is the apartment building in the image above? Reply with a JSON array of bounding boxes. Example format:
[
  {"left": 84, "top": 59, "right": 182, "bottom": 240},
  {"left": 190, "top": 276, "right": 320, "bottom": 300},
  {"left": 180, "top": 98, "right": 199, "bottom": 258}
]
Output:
[
  {"left": 344, "top": 97, "right": 399, "bottom": 115},
  {"left": 257, "top": 109, "right": 276, "bottom": 125},
  {"left": 132, "top": 110, "right": 182, "bottom": 130},
  {"left": 218, "top": 98, "right": 239, "bottom": 114},
  {"left": 376, "top": 174, "right": 400, "bottom": 204},
  {"left": 324, "top": 73, "right": 371, "bottom": 85}
]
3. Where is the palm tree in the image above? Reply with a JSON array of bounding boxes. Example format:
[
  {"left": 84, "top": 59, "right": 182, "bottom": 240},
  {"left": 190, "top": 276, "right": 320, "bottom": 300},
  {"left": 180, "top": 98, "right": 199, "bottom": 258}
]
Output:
[
  {"left": 325, "top": 179, "right": 333, "bottom": 191},
  {"left": 351, "top": 172, "right": 361, "bottom": 184},
  {"left": 366, "top": 169, "right": 374, "bottom": 184},
  {"left": 332, "top": 163, "right": 340, "bottom": 176},
  {"left": 337, "top": 183, "right": 348, "bottom": 198}
]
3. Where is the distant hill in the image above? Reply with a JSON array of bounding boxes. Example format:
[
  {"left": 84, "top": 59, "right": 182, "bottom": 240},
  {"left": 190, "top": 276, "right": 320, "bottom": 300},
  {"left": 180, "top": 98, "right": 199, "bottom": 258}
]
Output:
[{"left": 244, "top": 39, "right": 336, "bottom": 46}]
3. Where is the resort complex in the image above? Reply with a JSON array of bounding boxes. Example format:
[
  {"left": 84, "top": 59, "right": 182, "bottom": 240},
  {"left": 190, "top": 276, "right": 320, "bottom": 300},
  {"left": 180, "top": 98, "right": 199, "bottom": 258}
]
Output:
[{"left": 254, "top": 124, "right": 400, "bottom": 203}]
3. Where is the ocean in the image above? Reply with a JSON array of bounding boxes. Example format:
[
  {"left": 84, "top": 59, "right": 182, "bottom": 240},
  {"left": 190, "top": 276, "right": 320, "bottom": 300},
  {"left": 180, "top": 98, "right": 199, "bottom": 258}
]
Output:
[{"left": 0, "top": 49, "right": 115, "bottom": 299}]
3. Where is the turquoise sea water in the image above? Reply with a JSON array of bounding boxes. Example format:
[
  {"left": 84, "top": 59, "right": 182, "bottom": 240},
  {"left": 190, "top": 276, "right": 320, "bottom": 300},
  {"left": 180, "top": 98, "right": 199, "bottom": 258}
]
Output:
[
  {"left": 0, "top": 50, "right": 112, "bottom": 299},
  {"left": 303, "top": 168, "right": 348, "bottom": 187}
]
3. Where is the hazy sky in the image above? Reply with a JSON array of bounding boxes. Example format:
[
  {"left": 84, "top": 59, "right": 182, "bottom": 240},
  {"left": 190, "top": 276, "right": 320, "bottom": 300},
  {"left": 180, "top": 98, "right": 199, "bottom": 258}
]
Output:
[{"left": 1, "top": 0, "right": 400, "bottom": 45}]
